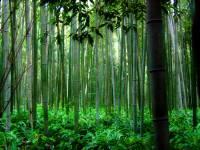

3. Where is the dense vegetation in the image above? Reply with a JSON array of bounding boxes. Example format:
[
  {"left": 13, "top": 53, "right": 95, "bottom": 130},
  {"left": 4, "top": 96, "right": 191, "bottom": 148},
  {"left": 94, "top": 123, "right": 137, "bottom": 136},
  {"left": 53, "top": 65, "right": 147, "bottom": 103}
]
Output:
[
  {"left": 1, "top": 108, "right": 200, "bottom": 149},
  {"left": 0, "top": 0, "right": 200, "bottom": 149}
]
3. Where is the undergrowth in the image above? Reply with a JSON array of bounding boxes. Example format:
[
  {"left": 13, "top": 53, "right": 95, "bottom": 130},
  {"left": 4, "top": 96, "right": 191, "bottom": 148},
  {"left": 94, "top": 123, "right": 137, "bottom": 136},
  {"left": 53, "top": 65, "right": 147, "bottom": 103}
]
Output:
[{"left": 0, "top": 108, "right": 200, "bottom": 150}]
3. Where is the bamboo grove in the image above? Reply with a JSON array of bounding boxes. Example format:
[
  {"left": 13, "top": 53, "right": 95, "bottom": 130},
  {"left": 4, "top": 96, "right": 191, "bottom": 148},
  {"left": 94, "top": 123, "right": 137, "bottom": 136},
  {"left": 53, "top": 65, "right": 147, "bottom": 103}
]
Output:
[{"left": 0, "top": 0, "right": 199, "bottom": 149}]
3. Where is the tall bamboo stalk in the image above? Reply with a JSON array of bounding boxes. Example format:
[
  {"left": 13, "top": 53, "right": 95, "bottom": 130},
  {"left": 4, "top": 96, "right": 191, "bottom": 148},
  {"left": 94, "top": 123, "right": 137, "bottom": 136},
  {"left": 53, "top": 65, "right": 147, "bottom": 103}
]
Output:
[{"left": 147, "top": 0, "right": 169, "bottom": 149}]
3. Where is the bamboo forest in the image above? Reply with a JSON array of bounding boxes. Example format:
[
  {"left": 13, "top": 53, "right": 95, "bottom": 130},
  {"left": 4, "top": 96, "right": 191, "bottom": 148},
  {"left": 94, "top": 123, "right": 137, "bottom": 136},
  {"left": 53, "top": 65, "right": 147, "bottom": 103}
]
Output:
[{"left": 0, "top": 0, "right": 200, "bottom": 149}]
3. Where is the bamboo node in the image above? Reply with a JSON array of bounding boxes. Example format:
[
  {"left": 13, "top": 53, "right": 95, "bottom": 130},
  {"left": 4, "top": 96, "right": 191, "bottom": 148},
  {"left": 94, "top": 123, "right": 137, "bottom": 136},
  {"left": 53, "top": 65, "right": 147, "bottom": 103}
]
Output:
[{"left": 147, "top": 19, "right": 162, "bottom": 24}]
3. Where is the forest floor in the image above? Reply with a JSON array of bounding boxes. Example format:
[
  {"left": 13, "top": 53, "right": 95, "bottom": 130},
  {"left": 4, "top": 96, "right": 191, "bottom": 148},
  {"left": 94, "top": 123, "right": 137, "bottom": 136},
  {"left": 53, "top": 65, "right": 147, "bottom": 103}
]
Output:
[{"left": 0, "top": 107, "right": 200, "bottom": 150}]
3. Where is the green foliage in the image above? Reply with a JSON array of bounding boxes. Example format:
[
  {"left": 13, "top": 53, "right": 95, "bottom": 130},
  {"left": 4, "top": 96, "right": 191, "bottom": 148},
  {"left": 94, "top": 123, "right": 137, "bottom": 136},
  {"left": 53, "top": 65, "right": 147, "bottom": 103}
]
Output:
[
  {"left": 42, "top": 0, "right": 146, "bottom": 45},
  {"left": 169, "top": 110, "right": 200, "bottom": 149},
  {"left": 1, "top": 108, "right": 200, "bottom": 149},
  {"left": 161, "top": 1, "right": 188, "bottom": 22}
]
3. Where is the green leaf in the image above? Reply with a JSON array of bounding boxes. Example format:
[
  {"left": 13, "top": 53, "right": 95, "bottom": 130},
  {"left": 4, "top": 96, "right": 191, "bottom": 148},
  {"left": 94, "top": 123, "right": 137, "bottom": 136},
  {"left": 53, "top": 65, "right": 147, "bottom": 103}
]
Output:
[
  {"left": 95, "top": 29, "right": 103, "bottom": 38},
  {"left": 87, "top": 34, "right": 94, "bottom": 46}
]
